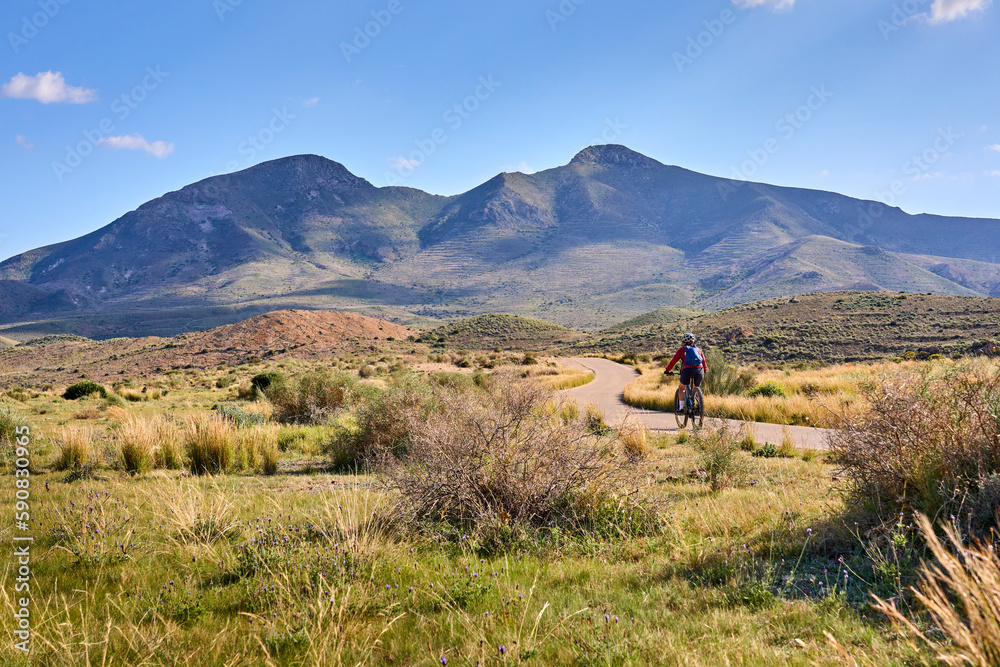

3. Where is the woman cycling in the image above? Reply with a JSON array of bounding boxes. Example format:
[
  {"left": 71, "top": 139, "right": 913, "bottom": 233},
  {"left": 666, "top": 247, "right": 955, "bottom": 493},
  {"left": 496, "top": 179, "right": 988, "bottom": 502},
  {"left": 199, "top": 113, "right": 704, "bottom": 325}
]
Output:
[{"left": 663, "top": 333, "right": 708, "bottom": 413}]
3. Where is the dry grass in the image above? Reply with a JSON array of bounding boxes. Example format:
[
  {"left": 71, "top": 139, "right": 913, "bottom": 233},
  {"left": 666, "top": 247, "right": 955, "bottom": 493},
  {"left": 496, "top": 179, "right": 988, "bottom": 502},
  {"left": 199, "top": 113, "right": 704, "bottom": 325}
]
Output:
[
  {"left": 53, "top": 426, "right": 95, "bottom": 470},
  {"left": 874, "top": 513, "right": 1000, "bottom": 666},
  {"left": 185, "top": 412, "right": 237, "bottom": 475},
  {"left": 542, "top": 365, "right": 594, "bottom": 391},
  {"left": 108, "top": 407, "right": 182, "bottom": 473},
  {"left": 155, "top": 479, "right": 242, "bottom": 547},
  {"left": 624, "top": 361, "right": 879, "bottom": 427},
  {"left": 617, "top": 412, "right": 649, "bottom": 460},
  {"left": 184, "top": 413, "right": 279, "bottom": 475}
]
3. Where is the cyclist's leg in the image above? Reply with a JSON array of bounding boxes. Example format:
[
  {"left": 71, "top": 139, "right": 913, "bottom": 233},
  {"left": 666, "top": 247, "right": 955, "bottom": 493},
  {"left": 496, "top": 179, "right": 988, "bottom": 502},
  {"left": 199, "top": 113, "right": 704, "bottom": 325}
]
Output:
[{"left": 679, "top": 368, "right": 694, "bottom": 409}]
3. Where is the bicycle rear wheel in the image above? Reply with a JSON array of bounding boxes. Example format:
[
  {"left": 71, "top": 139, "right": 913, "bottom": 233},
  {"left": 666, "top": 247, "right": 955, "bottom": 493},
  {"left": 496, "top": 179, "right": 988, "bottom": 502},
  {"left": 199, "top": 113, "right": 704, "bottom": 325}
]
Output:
[
  {"left": 674, "top": 388, "right": 688, "bottom": 429},
  {"left": 691, "top": 388, "right": 705, "bottom": 429}
]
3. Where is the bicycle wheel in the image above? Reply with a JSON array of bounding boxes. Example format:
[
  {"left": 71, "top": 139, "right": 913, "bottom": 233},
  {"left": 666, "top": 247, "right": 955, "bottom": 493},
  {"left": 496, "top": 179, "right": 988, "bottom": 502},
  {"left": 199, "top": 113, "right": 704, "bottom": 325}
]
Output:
[
  {"left": 691, "top": 388, "right": 705, "bottom": 429},
  {"left": 674, "top": 388, "right": 688, "bottom": 429}
]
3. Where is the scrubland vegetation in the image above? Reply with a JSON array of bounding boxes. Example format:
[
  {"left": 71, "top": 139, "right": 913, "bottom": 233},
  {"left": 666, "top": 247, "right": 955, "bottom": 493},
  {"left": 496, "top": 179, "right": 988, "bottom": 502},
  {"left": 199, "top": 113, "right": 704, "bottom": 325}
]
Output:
[{"left": 1, "top": 348, "right": 999, "bottom": 665}]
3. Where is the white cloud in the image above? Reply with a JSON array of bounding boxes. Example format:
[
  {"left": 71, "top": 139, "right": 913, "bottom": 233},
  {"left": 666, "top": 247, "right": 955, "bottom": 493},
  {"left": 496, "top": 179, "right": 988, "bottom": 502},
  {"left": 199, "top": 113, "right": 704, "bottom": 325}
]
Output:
[
  {"left": 0, "top": 71, "right": 97, "bottom": 104},
  {"left": 502, "top": 161, "right": 535, "bottom": 174},
  {"left": 302, "top": 97, "right": 320, "bottom": 108},
  {"left": 929, "top": 0, "right": 991, "bottom": 23},
  {"left": 732, "top": 0, "right": 796, "bottom": 9},
  {"left": 989, "top": 170, "right": 1000, "bottom": 177},
  {"left": 390, "top": 156, "right": 422, "bottom": 171},
  {"left": 987, "top": 144, "right": 1000, "bottom": 152},
  {"left": 99, "top": 134, "right": 174, "bottom": 158},
  {"left": 15, "top": 135, "right": 33, "bottom": 149}
]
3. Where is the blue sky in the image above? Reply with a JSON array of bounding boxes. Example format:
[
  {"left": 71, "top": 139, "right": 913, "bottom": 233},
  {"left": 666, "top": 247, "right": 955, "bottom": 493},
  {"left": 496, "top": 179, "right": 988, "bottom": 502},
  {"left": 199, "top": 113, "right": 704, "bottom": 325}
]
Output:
[{"left": 1, "top": 0, "right": 998, "bottom": 262}]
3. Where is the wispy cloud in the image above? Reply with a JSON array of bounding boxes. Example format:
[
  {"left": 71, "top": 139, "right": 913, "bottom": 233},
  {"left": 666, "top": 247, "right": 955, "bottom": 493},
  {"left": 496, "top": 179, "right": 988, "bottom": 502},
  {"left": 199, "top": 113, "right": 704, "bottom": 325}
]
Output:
[
  {"left": 99, "top": 134, "right": 174, "bottom": 158},
  {"left": 987, "top": 144, "right": 1000, "bottom": 152},
  {"left": 302, "top": 97, "right": 320, "bottom": 108},
  {"left": 502, "top": 161, "right": 535, "bottom": 174},
  {"left": 0, "top": 71, "right": 97, "bottom": 104},
  {"left": 732, "top": 0, "right": 796, "bottom": 10},
  {"left": 929, "top": 0, "right": 991, "bottom": 23},
  {"left": 988, "top": 170, "right": 1000, "bottom": 177},
  {"left": 15, "top": 135, "right": 33, "bottom": 149},
  {"left": 390, "top": 156, "right": 422, "bottom": 171}
]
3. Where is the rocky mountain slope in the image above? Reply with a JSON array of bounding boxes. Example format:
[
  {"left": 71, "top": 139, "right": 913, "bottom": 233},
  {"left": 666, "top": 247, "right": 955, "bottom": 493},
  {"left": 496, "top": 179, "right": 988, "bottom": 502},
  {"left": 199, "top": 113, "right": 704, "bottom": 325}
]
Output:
[{"left": 3, "top": 145, "right": 999, "bottom": 337}]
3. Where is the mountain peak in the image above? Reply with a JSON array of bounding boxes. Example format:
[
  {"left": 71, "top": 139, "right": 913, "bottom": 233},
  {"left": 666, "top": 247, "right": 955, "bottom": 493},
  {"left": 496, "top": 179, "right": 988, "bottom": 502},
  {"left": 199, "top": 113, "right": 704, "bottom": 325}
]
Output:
[{"left": 570, "top": 144, "right": 661, "bottom": 168}]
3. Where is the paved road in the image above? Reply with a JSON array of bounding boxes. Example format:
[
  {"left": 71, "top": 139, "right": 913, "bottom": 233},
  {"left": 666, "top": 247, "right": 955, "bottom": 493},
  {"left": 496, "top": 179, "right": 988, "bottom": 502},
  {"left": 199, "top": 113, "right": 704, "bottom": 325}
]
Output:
[{"left": 560, "top": 357, "right": 833, "bottom": 450}]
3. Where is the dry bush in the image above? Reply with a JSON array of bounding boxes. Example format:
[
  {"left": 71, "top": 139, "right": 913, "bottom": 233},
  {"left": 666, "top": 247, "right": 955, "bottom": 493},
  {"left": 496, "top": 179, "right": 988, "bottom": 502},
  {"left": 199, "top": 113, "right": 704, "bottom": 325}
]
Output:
[
  {"left": 377, "top": 372, "right": 657, "bottom": 546},
  {"left": 54, "top": 427, "right": 95, "bottom": 470},
  {"left": 830, "top": 367, "right": 1000, "bottom": 532},
  {"left": 74, "top": 407, "right": 100, "bottom": 420},
  {"left": 874, "top": 513, "right": 1000, "bottom": 665},
  {"left": 267, "top": 369, "right": 358, "bottom": 424},
  {"left": 346, "top": 375, "right": 436, "bottom": 463}
]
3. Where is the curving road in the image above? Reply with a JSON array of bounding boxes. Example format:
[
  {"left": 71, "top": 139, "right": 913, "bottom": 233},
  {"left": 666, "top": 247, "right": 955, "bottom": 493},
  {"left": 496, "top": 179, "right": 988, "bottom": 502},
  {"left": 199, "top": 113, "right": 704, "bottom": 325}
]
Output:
[{"left": 560, "top": 357, "right": 833, "bottom": 450}]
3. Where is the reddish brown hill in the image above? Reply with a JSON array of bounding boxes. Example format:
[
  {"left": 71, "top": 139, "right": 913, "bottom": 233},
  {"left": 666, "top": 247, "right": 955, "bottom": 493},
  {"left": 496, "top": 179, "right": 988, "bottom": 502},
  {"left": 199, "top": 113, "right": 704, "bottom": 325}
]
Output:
[{"left": 0, "top": 310, "right": 416, "bottom": 388}]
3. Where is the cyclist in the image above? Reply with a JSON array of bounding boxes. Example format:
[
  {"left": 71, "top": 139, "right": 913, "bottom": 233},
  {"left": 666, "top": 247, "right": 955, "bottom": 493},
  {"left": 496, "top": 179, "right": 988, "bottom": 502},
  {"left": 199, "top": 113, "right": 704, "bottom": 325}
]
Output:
[{"left": 663, "top": 333, "right": 708, "bottom": 414}]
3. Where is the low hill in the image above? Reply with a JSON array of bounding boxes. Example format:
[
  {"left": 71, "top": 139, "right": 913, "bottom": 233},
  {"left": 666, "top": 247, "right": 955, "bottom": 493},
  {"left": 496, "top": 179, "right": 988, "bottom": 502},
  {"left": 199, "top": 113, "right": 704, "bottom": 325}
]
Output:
[
  {"left": 602, "top": 308, "right": 706, "bottom": 333},
  {"left": 0, "top": 309, "right": 415, "bottom": 388},
  {"left": 428, "top": 313, "right": 586, "bottom": 351},
  {"left": 578, "top": 291, "right": 1000, "bottom": 363}
]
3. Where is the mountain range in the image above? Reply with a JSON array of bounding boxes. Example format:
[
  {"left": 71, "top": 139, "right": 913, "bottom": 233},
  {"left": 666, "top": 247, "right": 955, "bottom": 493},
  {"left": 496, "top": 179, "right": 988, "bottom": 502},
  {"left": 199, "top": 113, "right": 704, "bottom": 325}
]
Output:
[{"left": 2, "top": 144, "right": 999, "bottom": 338}]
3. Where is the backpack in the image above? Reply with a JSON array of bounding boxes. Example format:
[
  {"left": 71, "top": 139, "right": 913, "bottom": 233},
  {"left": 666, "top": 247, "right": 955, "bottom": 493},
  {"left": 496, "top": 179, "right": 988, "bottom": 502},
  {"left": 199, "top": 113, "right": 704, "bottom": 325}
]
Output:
[{"left": 683, "top": 345, "right": 704, "bottom": 367}]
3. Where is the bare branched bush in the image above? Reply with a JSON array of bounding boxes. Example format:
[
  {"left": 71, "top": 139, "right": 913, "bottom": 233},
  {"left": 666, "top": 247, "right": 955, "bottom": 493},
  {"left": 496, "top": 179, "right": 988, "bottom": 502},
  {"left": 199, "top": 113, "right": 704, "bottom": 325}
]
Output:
[
  {"left": 378, "top": 372, "right": 658, "bottom": 547},
  {"left": 830, "top": 368, "right": 1000, "bottom": 532},
  {"left": 874, "top": 513, "right": 1000, "bottom": 666}
]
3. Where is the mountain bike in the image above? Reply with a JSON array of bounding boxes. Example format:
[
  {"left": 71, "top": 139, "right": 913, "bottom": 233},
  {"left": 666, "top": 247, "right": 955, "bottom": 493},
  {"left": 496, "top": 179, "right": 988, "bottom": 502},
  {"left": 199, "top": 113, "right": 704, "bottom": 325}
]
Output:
[{"left": 665, "top": 371, "right": 704, "bottom": 429}]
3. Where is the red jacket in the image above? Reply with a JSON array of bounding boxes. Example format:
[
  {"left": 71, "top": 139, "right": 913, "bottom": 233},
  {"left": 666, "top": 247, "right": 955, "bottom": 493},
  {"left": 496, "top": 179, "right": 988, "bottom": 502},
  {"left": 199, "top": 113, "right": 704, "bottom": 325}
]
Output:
[{"left": 664, "top": 345, "right": 707, "bottom": 373}]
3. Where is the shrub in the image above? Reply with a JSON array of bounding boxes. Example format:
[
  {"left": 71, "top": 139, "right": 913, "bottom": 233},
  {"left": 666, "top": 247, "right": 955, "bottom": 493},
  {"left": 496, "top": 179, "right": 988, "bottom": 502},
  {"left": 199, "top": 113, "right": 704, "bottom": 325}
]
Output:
[
  {"left": 251, "top": 370, "right": 286, "bottom": 393},
  {"left": 378, "top": 373, "right": 657, "bottom": 548},
  {"left": 745, "top": 381, "right": 789, "bottom": 398},
  {"left": 63, "top": 381, "right": 107, "bottom": 400},
  {"left": 54, "top": 427, "right": 95, "bottom": 471},
  {"left": 266, "top": 369, "right": 358, "bottom": 424},
  {"left": 693, "top": 423, "right": 753, "bottom": 491},
  {"left": 830, "top": 367, "right": 1000, "bottom": 533},
  {"left": 345, "top": 375, "right": 436, "bottom": 464},
  {"left": 213, "top": 403, "right": 266, "bottom": 428},
  {"left": 703, "top": 348, "right": 755, "bottom": 396}
]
